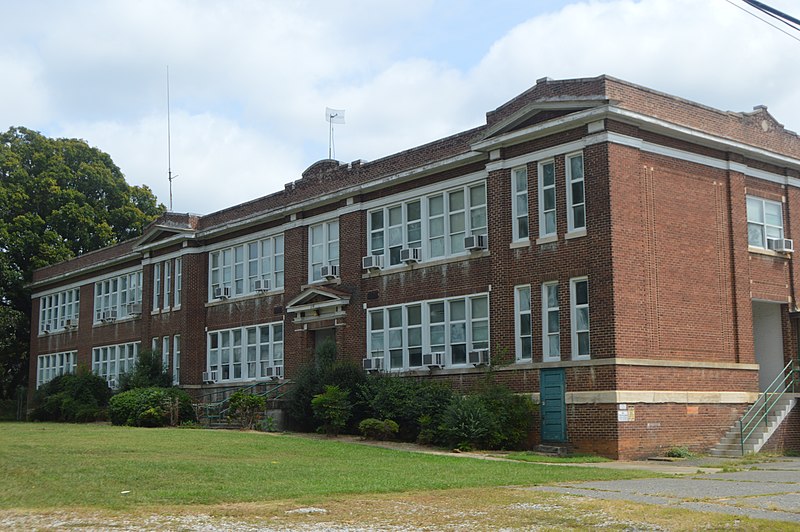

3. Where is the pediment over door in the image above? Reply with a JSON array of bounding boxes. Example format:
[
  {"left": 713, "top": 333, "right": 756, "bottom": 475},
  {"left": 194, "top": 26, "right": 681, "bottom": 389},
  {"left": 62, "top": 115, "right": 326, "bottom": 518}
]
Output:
[{"left": 285, "top": 286, "right": 351, "bottom": 331}]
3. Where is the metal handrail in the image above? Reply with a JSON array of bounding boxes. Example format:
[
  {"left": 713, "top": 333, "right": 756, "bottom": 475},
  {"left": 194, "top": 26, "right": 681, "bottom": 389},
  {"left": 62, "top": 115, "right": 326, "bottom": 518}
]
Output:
[
  {"left": 738, "top": 359, "right": 799, "bottom": 455},
  {"left": 201, "top": 380, "right": 293, "bottom": 424}
]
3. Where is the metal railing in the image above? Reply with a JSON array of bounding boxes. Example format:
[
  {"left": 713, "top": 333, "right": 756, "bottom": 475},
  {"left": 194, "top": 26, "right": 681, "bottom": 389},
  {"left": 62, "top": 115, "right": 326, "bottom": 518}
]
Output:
[
  {"left": 196, "top": 380, "right": 292, "bottom": 426},
  {"left": 738, "top": 359, "right": 799, "bottom": 455}
]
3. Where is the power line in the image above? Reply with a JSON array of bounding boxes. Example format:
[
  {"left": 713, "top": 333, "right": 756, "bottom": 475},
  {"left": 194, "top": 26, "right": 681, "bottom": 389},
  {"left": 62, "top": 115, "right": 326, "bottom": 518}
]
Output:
[
  {"left": 743, "top": 0, "right": 800, "bottom": 30},
  {"left": 724, "top": 0, "right": 800, "bottom": 44}
]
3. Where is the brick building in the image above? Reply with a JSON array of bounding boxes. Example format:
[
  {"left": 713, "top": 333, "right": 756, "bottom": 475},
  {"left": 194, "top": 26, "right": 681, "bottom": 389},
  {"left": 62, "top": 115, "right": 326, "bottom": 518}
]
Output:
[{"left": 28, "top": 75, "right": 800, "bottom": 458}]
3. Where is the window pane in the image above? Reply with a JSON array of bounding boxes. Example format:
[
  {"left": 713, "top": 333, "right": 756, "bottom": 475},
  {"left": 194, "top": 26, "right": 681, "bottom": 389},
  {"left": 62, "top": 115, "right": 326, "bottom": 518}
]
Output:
[
  {"left": 407, "top": 200, "right": 421, "bottom": 221},
  {"left": 542, "top": 163, "right": 555, "bottom": 186},
  {"left": 574, "top": 206, "right": 586, "bottom": 229},
  {"left": 521, "top": 314, "right": 532, "bottom": 336},
  {"left": 370, "top": 311, "right": 384, "bottom": 330},
  {"left": 575, "top": 281, "right": 588, "bottom": 305},
  {"left": 470, "top": 184, "right": 486, "bottom": 205},
  {"left": 545, "top": 212, "right": 556, "bottom": 234},
  {"left": 430, "top": 302, "right": 445, "bottom": 323},
  {"left": 450, "top": 300, "right": 465, "bottom": 321},
  {"left": 388, "top": 206, "right": 402, "bottom": 226},
  {"left": 388, "top": 329, "right": 403, "bottom": 349},
  {"left": 544, "top": 188, "right": 556, "bottom": 211},
  {"left": 407, "top": 305, "right": 421, "bottom": 326},
  {"left": 449, "top": 190, "right": 464, "bottom": 211},
  {"left": 515, "top": 170, "right": 527, "bottom": 192},
  {"left": 370, "top": 210, "right": 384, "bottom": 229},
  {"left": 577, "top": 308, "right": 589, "bottom": 330},
  {"left": 519, "top": 287, "right": 531, "bottom": 311},
  {"left": 578, "top": 332, "right": 590, "bottom": 356},
  {"left": 471, "top": 297, "right": 488, "bottom": 319},
  {"left": 429, "top": 195, "right": 444, "bottom": 216},
  {"left": 571, "top": 181, "right": 584, "bottom": 204},
  {"left": 450, "top": 322, "right": 466, "bottom": 343},
  {"left": 548, "top": 310, "right": 560, "bottom": 333},
  {"left": 518, "top": 217, "right": 529, "bottom": 239},
  {"left": 570, "top": 156, "right": 584, "bottom": 179},
  {"left": 388, "top": 308, "right": 402, "bottom": 328}
]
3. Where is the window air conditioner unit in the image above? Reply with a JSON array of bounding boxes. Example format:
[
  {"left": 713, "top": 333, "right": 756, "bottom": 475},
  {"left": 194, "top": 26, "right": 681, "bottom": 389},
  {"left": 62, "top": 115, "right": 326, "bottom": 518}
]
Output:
[
  {"left": 108, "top": 379, "right": 118, "bottom": 389},
  {"left": 264, "top": 365, "right": 283, "bottom": 380},
  {"left": 468, "top": 349, "right": 490, "bottom": 367},
  {"left": 362, "top": 255, "right": 384, "bottom": 270},
  {"left": 400, "top": 247, "right": 422, "bottom": 264},
  {"left": 768, "top": 238, "right": 794, "bottom": 253},
  {"left": 213, "top": 285, "right": 231, "bottom": 299},
  {"left": 464, "top": 234, "right": 488, "bottom": 251},
  {"left": 65, "top": 318, "right": 78, "bottom": 330},
  {"left": 321, "top": 264, "right": 340, "bottom": 280},
  {"left": 422, "top": 352, "right": 444, "bottom": 368},
  {"left": 43, "top": 323, "right": 51, "bottom": 333},
  {"left": 253, "top": 278, "right": 271, "bottom": 292},
  {"left": 362, "top": 357, "right": 384, "bottom": 372},
  {"left": 202, "top": 370, "right": 218, "bottom": 383},
  {"left": 128, "top": 302, "right": 142, "bottom": 316},
  {"left": 102, "top": 310, "right": 117, "bottom": 323}
]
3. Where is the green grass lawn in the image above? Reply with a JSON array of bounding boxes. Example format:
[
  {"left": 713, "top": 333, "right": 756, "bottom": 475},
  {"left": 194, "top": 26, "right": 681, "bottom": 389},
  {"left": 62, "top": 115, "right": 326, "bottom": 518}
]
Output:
[
  {"left": 504, "top": 451, "right": 611, "bottom": 463},
  {"left": 0, "top": 423, "right": 656, "bottom": 510}
]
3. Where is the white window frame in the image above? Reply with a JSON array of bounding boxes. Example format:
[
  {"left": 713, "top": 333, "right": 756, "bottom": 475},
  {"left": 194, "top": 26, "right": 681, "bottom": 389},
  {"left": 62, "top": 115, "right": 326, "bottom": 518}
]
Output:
[
  {"left": 566, "top": 152, "right": 585, "bottom": 233},
  {"left": 367, "top": 182, "right": 488, "bottom": 267},
  {"left": 163, "top": 260, "right": 172, "bottom": 310},
  {"left": 36, "top": 351, "right": 77, "bottom": 388},
  {"left": 542, "top": 281, "right": 560, "bottom": 362},
  {"left": 514, "top": 285, "right": 532, "bottom": 362},
  {"left": 309, "top": 220, "right": 339, "bottom": 282},
  {"left": 152, "top": 262, "right": 161, "bottom": 311},
  {"left": 207, "top": 321, "right": 284, "bottom": 382},
  {"left": 92, "top": 342, "right": 140, "bottom": 386},
  {"left": 366, "top": 293, "right": 489, "bottom": 371},
  {"left": 173, "top": 335, "right": 181, "bottom": 385},
  {"left": 94, "top": 271, "right": 142, "bottom": 324},
  {"left": 39, "top": 288, "right": 80, "bottom": 334},
  {"left": 162, "top": 336, "right": 170, "bottom": 371},
  {"left": 538, "top": 160, "right": 557, "bottom": 238},
  {"left": 746, "top": 195, "right": 784, "bottom": 249},
  {"left": 208, "top": 234, "right": 285, "bottom": 300},
  {"left": 511, "top": 167, "right": 529, "bottom": 241},
  {"left": 570, "top": 277, "right": 590, "bottom": 360},
  {"left": 174, "top": 257, "right": 182, "bottom": 309}
]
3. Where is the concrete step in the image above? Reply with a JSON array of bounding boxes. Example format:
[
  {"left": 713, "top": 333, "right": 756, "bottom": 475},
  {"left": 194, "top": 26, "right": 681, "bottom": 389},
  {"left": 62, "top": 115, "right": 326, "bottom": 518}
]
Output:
[{"left": 536, "top": 444, "right": 568, "bottom": 456}]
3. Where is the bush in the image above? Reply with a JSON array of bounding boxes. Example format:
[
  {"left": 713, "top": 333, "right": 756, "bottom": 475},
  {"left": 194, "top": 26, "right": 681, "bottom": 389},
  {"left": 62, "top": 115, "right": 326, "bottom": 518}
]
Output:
[
  {"left": 665, "top": 445, "right": 692, "bottom": 458},
  {"left": 109, "top": 387, "right": 196, "bottom": 427},
  {"left": 311, "top": 385, "right": 352, "bottom": 435},
  {"left": 118, "top": 349, "right": 171, "bottom": 391},
  {"left": 358, "top": 418, "right": 399, "bottom": 440},
  {"left": 227, "top": 390, "right": 266, "bottom": 430},
  {"left": 30, "top": 368, "right": 112, "bottom": 423},
  {"left": 476, "top": 384, "right": 536, "bottom": 450},
  {"left": 359, "top": 375, "right": 454, "bottom": 442},
  {"left": 440, "top": 395, "right": 496, "bottom": 450}
]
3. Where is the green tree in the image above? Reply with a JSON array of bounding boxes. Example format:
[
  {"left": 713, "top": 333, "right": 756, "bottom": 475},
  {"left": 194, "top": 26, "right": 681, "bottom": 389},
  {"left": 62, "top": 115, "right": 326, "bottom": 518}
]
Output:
[{"left": 0, "top": 126, "right": 165, "bottom": 400}]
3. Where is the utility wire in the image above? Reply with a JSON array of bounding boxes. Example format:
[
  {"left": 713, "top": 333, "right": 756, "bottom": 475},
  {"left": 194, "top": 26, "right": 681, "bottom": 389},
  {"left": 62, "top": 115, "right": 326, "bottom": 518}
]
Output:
[
  {"left": 724, "top": 0, "right": 800, "bottom": 44},
  {"left": 742, "top": 0, "right": 800, "bottom": 30}
]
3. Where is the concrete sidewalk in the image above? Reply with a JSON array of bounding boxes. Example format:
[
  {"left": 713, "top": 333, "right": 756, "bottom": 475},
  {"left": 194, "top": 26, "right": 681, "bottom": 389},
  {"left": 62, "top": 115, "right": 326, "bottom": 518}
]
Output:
[{"left": 525, "top": 457, "right": 800, "bottom": 525}]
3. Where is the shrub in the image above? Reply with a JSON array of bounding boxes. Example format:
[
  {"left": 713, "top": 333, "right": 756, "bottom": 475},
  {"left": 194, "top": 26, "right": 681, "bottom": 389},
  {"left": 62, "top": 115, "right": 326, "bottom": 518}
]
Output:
[
  {"left": 439, "top": 395, "right": 496, "bottom": 451},
  {"left": 312, "top": 385, "right": 352, "bottom": 435},
  {"left": 30, "top": 368, "right": 112, "bottom": 423},
  {"left": 476, "top": 384, "right": 536, "bottom": 450},
  {"left": 117, "top": 349, "right": 171, "bottom": 391},
  {"left": 109, "top": 387, "right": 196, "bottom": 427},
  {"left": 284, "top": 363, "right": 323, "bottom": 432},
  {"left": 227, "top": 390, "right": 266, "bottom": 430},
  {"left": 665, "top": 445, "right": 692, "bottom": 458},
  {"left": 358, "top": 418, "right": 399, "bottom": 440},
  {"left": 359, "top": 375, "right": 454, "bottom": 442}
]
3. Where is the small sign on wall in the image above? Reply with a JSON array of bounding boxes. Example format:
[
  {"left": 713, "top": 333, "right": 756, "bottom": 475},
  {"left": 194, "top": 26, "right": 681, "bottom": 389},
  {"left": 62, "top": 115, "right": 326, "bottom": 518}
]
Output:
[{"left": 617, "top": 403, "right": 635, "bottom": 422}]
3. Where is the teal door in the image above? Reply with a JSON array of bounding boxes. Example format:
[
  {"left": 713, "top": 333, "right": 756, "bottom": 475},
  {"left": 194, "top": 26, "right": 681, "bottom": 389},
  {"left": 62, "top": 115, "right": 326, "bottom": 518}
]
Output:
[{"left": 540, "top": 369, "right": 567, "bottom": 442}]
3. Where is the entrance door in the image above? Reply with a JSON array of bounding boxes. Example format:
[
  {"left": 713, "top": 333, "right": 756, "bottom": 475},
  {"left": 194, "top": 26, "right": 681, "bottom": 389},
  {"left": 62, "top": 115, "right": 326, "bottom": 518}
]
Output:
[
  {"left": 752, "top": 301, "right": 785, "bottom": 392},
  {"left": 540, "top": 369, "right": 567, "bottom": 442}
]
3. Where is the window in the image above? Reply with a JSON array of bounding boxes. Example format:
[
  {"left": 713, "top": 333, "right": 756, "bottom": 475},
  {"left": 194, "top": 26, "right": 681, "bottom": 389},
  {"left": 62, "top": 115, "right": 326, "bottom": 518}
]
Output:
[
  {"left": 514, "top": 286, "right": 532, "bottom": 361},
  {"left": 747, "top": 196, "right": 784, "bottom": 249},
  {"left": 566, "top": 153, "right": 585, "bottom": 232},
  {"left": 152, "top": 262, "right": 161, "bottom": 311},
  {"left": 173, "top": 335, "right": 181, "bottom": 385},
  {"left": 94, "top": 271, "right": 143, "bottom": 323},
  {"left": 36, "top": 351, "right": 77, "bottom": 388},
  {"left": 207, "top": 321, "right": 284, "bottom": 382},
  {"left": 542, "top": 282, "right": 560, "bottom": 361},
  {"left": 39, "top": 288, "right": 80, "bottom": 334},
  {"left": 570, "top": 277, "right": 590, "bottom": 359},
  {"left": 162, "top": 336, "right": 170, "bottom": 371},
  {"left": 367, "top": 182, "right": 488, "bottom": 266},
  {"left": 512, "top": 167, "right": 529, "bottom": 241},
  {"left": 209, "top": 234, "right": 285, "bottom": 299},
  {"left": 92, "top": 342, "right": 140, "bottom": 386},
  {"left": 366, "top": 294, "right": 489, "bottom": 370},
  {"left": 538, "top": 161, "right": 557, "bottom": 237},
  {"left": 309, "top": 220, "right": 339, "bottom": 282},
  {"left": 163, "top": 260, "right": 172, "bottom": 309},
  {"left": 174, "top": 257, "right": 182, "bottom": 308}
]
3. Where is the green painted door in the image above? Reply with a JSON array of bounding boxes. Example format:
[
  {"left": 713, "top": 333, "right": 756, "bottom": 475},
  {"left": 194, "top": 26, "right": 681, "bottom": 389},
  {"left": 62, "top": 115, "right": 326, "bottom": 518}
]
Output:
[{"left": 540, "top": 369, "right": 567, "bottom": 442}]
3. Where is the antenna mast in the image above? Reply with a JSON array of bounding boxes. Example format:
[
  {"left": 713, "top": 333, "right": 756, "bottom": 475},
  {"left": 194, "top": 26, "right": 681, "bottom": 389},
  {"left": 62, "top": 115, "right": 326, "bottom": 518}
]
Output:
[
  {"left": 325, "top": 107, "right": 345, "bottom": 159},
  {"left": 167, "top": 66, "right": 175, "bottom": 211}
]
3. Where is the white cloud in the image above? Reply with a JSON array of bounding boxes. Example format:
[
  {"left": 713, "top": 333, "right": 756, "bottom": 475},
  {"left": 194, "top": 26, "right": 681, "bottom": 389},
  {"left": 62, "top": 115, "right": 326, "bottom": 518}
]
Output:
[{"left": 4, "top": 0, "right": 800, "bottom": 214}]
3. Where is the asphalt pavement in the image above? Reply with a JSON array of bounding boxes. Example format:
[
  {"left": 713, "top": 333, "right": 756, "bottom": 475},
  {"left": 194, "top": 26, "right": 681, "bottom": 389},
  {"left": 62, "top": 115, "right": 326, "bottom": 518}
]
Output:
[{"left": 527, "top": 457, "right": 800, "bottom": 525}]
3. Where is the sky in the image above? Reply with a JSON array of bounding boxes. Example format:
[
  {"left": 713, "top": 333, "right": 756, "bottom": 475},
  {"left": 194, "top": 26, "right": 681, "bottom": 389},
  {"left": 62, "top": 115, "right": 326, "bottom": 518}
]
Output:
[{"left": 2, "top": 0, "right": 799, "bottom": 215}]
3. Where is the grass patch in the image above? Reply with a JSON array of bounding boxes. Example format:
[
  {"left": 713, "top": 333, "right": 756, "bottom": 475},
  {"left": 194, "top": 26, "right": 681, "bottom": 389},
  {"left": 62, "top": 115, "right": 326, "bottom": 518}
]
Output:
[
  {"left": 504, "top": 451, "right": 611, "bottom": 463},
  {"left": 0, "top": 423, "right": 655, "bottom": 510}
]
